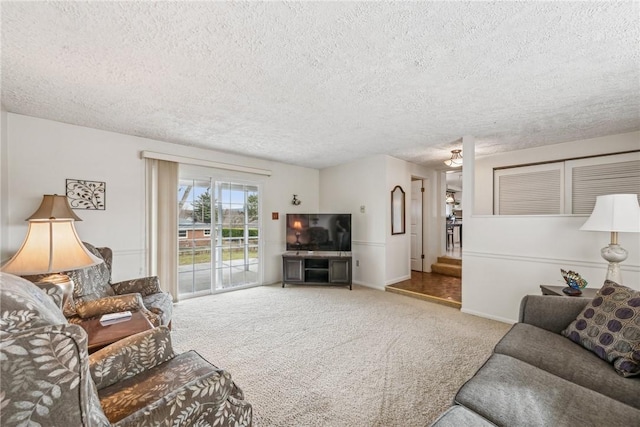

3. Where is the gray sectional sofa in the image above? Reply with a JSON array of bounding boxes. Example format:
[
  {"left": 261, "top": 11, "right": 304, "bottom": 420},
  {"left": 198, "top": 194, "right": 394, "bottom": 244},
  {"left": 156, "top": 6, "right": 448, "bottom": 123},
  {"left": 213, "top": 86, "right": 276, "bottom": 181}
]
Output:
[{"left": 431, "top": 292, "right": 640, "bottom": 426}]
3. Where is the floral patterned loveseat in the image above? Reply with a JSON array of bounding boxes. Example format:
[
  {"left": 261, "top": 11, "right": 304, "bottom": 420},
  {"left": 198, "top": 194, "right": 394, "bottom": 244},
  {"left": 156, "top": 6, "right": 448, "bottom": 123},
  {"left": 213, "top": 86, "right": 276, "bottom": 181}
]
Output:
[{"left": 0, "top": 272, "right": 252, "bottom": 426}]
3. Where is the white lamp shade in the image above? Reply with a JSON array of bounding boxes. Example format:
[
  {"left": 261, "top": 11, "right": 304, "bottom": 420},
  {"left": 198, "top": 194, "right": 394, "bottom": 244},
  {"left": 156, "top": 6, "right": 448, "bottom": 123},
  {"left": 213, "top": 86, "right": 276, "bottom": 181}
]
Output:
[
  {"left": 580, "top": 194, "right": 640, "bottom": 233},
  {"left": 1, "top": 219, "right": 101, "bottom": 275}
]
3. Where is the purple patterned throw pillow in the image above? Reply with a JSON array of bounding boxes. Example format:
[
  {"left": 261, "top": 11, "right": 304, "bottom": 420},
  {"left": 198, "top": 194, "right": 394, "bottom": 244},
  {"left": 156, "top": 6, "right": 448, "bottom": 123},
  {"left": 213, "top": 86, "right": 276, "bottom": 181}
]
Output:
[{"left": 562, "top": 280, "right": 640, "bottom": 377}]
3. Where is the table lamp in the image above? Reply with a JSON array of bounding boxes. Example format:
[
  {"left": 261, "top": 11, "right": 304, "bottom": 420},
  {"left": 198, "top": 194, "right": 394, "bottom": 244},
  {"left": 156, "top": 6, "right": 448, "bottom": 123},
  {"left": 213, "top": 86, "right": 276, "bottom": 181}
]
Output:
[
  {"left": 1, "top": 195, "right": 102, "bottom": 312},
  {"left": 293, "top": 220, "right": 302, "bottom": 254},
  {"left": 580, "top": 194, "right": 640, "bottom": 284}
]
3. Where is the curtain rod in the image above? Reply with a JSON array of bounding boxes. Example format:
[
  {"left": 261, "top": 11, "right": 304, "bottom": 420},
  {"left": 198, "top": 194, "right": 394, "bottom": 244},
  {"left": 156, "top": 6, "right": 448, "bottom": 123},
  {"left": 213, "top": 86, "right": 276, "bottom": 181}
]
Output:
[{"left": 141, "top": 151, "right": 272, "bottom": 176}]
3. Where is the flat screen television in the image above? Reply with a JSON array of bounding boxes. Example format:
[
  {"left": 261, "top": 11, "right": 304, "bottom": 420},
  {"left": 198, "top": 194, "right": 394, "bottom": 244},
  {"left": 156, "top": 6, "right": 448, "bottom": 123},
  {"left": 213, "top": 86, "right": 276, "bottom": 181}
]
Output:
[{"left": 286, "top": 213, "right": 351, "bottom": 252}]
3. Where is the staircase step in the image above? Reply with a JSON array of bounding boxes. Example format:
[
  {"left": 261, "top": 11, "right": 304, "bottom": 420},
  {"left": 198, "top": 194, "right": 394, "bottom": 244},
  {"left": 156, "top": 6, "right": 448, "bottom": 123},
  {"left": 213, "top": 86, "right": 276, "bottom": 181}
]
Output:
[
  {"left": 385, "top": 286, "right": 461, "bottom": 309},
  {"left": 431, "top": 262, "right": 462, "bottom": 278},
  {"left": 437, "top": 256, "right": 462, "bottom": 266}
]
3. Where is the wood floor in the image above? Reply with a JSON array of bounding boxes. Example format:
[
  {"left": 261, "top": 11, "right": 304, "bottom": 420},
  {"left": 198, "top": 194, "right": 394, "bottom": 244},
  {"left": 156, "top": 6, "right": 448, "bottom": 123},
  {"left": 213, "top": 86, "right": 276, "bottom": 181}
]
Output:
[
  {"left": 386, "top": 246, "right": 462, "bottom": 308},
  {"left": 386, "top": 271, "right": 462, "bottom": 308}
]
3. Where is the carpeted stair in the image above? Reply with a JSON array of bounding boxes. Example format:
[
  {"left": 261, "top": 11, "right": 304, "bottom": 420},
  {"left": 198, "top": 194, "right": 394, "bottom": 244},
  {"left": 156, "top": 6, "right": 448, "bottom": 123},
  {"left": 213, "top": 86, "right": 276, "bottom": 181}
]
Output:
[{"left": 431, "top": 256, "right": 462, "bottom": 278}]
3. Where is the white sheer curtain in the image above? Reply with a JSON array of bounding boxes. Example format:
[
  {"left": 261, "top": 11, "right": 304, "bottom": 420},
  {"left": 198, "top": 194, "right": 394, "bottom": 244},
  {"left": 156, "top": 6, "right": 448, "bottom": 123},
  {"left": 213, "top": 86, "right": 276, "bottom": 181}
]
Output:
[{"left": 146, "top": 158, "right": 179, "bottom": 302}]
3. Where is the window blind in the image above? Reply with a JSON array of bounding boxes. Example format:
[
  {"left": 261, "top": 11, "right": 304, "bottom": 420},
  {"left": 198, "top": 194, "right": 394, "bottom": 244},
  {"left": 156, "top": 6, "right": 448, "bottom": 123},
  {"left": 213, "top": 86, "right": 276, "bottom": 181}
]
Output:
[
  {"left": 572, "top": 160, "right": 640, "bottom": 214},
  {"left": 497, "top": 169, "right": 562, "bottom": 215}
]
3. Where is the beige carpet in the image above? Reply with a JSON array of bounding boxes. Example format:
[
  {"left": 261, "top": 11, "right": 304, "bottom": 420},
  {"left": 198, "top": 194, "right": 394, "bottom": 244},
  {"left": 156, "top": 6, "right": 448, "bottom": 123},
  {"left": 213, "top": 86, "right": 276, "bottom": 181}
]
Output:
[{"left": 171, "top": 284, "right": 510, "bottom": 427}]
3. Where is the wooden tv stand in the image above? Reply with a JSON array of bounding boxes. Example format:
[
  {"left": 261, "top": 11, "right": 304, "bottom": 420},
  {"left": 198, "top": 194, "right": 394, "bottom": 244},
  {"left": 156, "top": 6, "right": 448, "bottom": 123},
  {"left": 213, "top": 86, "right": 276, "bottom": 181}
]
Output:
[{"left": 282, "top": 252, "right": 352, "bottom": 290}]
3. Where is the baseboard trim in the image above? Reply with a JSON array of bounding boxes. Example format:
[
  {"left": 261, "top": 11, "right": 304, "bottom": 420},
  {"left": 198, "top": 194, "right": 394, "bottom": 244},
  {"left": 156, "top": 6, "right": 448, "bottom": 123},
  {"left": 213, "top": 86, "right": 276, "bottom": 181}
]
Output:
[
  {"left": 353, "top": 281, "right": 385, "bottom": 291},
  {"left": 460, "top": 307, "right": 515, "bottom": 325},
  {"left": 385, "top": 274, "right": 411, "bottom": 286}
]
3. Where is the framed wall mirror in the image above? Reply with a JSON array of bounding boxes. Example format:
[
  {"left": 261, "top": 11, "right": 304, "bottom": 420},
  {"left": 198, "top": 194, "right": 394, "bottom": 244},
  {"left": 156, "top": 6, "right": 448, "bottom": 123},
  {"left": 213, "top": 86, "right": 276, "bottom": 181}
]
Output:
[{"left": 391, "top": 185, "right": 405, "bottom": 235}]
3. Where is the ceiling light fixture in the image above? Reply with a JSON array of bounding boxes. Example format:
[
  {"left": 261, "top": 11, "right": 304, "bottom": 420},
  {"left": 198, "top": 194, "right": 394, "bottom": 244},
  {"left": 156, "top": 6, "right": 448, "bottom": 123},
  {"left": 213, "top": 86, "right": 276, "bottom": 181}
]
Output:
[
  {"left": 446, "top": 192, "right": 455, "bottom": 204},
  {"left": 444, "top": 149, "right": 463, "bottom": 168}
]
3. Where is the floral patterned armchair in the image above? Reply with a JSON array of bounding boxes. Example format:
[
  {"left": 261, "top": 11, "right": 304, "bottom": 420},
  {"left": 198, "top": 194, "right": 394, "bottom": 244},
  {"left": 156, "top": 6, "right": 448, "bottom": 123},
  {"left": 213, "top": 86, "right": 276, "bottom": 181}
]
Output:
[
  {"left": 0, "top": 272, "right": 252, "bottom": 426},
  {"left": 26, "top": 242, "right": 172, "bottom": 328}
]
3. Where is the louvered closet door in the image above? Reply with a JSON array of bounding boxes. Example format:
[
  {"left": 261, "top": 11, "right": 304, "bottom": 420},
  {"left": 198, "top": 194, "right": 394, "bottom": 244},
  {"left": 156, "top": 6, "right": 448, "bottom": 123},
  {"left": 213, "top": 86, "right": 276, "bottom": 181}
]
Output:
[
  {"left": 494, "top": 163, "right": 564, "bottom": 215},
  {"left": 566, "top": 152, "right": 640, "bottom": 214}
]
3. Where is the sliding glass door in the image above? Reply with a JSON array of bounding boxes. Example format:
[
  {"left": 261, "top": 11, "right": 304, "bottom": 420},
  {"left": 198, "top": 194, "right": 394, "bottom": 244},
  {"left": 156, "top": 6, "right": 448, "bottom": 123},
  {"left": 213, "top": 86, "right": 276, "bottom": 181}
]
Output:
[
  {"left": 213, "top": 182, "right": 259, "bottom": 289},
  {"left": 178, "top": 177, "right": 260, "bottom": 298}
]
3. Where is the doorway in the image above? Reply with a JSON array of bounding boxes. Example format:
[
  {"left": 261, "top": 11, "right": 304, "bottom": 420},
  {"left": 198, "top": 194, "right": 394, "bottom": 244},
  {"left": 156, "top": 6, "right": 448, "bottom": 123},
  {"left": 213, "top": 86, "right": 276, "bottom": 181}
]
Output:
[
  {"left": 445, "top": 170, "right": 463, "bottom": 258},
  {"left": 386, "top": 173, "right": 462, "bottom": 308}
]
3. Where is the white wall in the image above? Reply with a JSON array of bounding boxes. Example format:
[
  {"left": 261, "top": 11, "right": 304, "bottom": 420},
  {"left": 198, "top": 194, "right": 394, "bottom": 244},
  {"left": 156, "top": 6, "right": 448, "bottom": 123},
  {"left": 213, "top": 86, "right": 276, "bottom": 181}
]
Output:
[
  {"left": 385, "top": 156, "right": 411, "bottom": 285},
  {"left": 474, "top": 131, "right": 640, "bottom": 215},
  {"left": 320, "top": 155, "right": 387, "bottom": 288},
  {"left": 5, "top": 113, "right": 319, "bottom": 284},
  {"left": 464, "top": 132, "right": 640, "bottom": 323},
  {"left": 320, "top": 154, "right": 419, "bottom": 289},
  {"left": 0, "top": 107, "right": 8, "bottom": 263}
]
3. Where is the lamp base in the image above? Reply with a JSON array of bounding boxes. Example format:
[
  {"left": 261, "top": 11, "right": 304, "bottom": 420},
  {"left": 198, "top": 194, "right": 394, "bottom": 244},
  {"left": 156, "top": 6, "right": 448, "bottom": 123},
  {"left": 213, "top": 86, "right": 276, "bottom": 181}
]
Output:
[
  {"left": 601, "top": 244, "right": 627, "bottom": 284},
  {"left": 36, "top": 273, "right": 75, "bottom": 316}
]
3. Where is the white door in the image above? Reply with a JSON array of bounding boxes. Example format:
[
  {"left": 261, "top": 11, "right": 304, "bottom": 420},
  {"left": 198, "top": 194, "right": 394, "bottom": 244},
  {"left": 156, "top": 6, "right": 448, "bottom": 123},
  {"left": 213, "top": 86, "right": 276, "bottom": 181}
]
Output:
[{"left": 411, "top": 180, "right": 423, "bottom": 271}]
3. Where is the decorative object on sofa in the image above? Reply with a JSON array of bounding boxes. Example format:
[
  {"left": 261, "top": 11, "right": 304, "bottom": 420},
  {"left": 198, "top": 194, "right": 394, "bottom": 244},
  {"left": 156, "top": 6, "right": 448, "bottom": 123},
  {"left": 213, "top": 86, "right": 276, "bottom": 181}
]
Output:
[
  {"left": 291, "top": 194, "right": 301, "bottom": 205},
  {"left": 66, "top": 178, "right": 106, "bottom": 210},
  {"left": 1, "top": 195, "right": 102, "bottom": 315},
  {"left": 562, "top": 280, "right": 640, "bottom": 377},
  {"left": 580, "top": 194, "right": 640, "bottom": 284},
  {"left": 0, "top": 272, "right": 252, "bottom": 426},
  {"left": 391, "top": 185, "right": 405, "bottom": 235},
  {"left": 560, "top": 268, "right": 588, "bottom": 296},
  {"left": 444, "top": 149, "right": 463, "bottom": 167}
]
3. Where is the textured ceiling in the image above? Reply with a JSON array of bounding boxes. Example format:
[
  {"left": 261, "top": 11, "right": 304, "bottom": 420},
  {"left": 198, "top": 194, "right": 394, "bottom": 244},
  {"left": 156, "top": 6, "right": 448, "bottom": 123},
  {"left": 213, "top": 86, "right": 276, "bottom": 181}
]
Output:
[{"left": 2, "top": 2, "right": 639, "bottom": 169}]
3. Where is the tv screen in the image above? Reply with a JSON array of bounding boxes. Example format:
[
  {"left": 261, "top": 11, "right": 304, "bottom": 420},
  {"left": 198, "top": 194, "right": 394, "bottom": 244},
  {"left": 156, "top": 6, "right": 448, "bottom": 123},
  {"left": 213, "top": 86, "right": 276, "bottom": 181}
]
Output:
[{"left": 286, "top": 213, "right": 351, "bottom": 252}]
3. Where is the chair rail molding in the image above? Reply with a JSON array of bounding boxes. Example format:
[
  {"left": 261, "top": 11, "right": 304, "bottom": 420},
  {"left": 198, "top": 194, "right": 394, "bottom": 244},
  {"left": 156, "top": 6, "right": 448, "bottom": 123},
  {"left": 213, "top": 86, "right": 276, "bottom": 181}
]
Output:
[{"left": 463, "top": 250, "right": 640, "bottom": 271}]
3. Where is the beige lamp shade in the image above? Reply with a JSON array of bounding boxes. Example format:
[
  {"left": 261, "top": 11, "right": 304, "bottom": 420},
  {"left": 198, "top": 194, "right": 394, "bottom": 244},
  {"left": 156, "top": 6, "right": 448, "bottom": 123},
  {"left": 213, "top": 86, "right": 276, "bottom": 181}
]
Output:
[
  {"left": 1, "top": 219, "right": 101, "bottom": 275},
  {"left": 580, "top": 194, "right": 640, "bottom": 232},
  {"left": 27, "top": 194, "right": 82, "bottom": 221}
]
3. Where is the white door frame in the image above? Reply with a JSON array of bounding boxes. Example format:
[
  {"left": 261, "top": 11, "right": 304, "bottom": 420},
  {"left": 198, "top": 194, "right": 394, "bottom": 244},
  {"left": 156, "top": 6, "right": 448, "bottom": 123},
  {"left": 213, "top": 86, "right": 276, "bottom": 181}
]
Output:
[{"left": 410, "top": 179, "right": 422, "bottom": 271}]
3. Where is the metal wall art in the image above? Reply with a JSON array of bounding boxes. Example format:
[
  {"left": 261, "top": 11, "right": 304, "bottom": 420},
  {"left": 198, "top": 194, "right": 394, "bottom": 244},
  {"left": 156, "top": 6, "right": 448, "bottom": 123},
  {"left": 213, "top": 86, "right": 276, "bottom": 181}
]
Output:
[{"left": 66, "top": 179, "right": 106, "bottom": 210}]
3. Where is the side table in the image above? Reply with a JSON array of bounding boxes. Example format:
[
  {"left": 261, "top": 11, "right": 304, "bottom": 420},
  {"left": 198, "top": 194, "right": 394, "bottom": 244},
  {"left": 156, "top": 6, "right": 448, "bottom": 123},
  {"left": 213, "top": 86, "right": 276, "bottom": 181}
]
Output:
[
  {"left": 539, "top": 284, "right": 598, "bottom": 299},
  {"left": 79, "top": 311, "right": 153, "bottom": 353}
]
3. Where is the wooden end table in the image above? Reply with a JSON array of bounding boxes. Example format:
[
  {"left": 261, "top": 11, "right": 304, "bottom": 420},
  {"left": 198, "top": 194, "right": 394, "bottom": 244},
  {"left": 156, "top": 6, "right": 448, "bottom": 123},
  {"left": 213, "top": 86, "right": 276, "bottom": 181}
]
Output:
[
  {"left": 79, "top": 311, "right": 153, "bottom": 353},
  {"left": 539, "top": 284, "right": 598, "bottom": 299}
]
